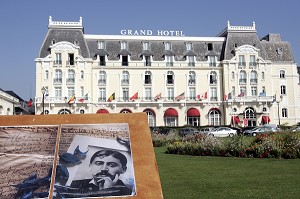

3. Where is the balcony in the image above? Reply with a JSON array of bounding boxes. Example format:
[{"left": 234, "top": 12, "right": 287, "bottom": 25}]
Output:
[
  {"left": 250, "top": 78, "right": 258, "bottom": 84},
  {"left": 249, "top": 62, "right": 257, "bottom": 68},
  {"left": 209, "top": 62, "right": 217, "bottom": 67},
  {"left": 122, "top": 62, "right": 128, "bottom": 66},
  {"left": 238, "top": 62, "right": 246, "bottom": 68},
  {"left": 98, "top": 79, "right": 106, "bottom": 85},
  {"left": 188, "top": 62, "right": 195, "bottom": 67},
  {"left": 66, "top": 60, "right": 75, "bottom": 66},
  {"left": 188, "top": 79, "right": 196, "bottom": 85},
  {"left": 66, "top": 78, "right": 75, "bottom": 84},
  {"left": 210, "top": 97, "right": 218, "bottom": 101},
  {"left": 99, "top": 61, "right": 106, "bottom": 66},
  {"left": 166, "top": 62, "right": 174, "bottom": 67},
  {"left": 239, "top": 78, "right": 247, "bottom": 84},
  {"left": 53, "top": 60, "right": 62, "bottom": 66},
  {"left": 121, "top": 79, "right": 129, "bottom": 85},
  {"left": 98, "top": 97, "right": 106, "bottom": 102},
  {"left": 53, "top": 78, "right": 62, "bottom": 84},
  {"left": 145, "top": 61, "right": 151, "bottom": 66}
]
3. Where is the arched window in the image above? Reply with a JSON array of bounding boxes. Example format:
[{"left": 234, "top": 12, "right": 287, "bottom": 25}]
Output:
[
  {"left": 120, "top": 109, "right": 132, "bottom": 113},
  {"left": 282, "top": 108, "right": 288, "bottom": 118},
  {"left": 164, "top": 108, "right": 178, "bottom": 126},
  {"left": 45, "top": 70, "right": 49, "bottom": 79},
  {"left": 280, "top": 85, "right": 286, "bottom": 95},
  {"left": 121, "top": 71, "right": 129, "bottom": 85},
  {"left": 250, "top": 70, "right": 257, "bottom": 84},
  {"left": 239, "top": 70, "right": 247, "bottom": 84},
  {"left": 189, "top": 71, "right": 196, "bottom": 85},
  {"left": 209, "top": 71, "right": 217, "bottom": 84},
  {"left": 99, "top": 71, "right": 106, "bottom": 84},
  {"left": 54, "top": 69, "right": 62, "bottom": 83},
  {"left": 261, "top": 72, "right": 265, "bottom": 80},
  {"left": 244, "top": 107, "right": 257, "bottom": 127},
  {"left": 67, "top": 69, "right": 75, "bottom": 84},
  {"left": 58, "top": 109, "right": 71, "bottom": 114},
  {"left": 0, "top": 105, "right": 3, "bottom": 115},
  {"left": 144, "top": 109, "right": 156, "bottom": 127},
  {"left": 279, "top": 70, "right": 285, "bottom": 78},
  {"left": 208, "top": 108, "right": 221, "bottom": 126},
  {"left": 187, "top": 108, "right": 200, "bottom": 126},
  {"left": 80, "top": 70, "right": 84, "bottom": 79}
]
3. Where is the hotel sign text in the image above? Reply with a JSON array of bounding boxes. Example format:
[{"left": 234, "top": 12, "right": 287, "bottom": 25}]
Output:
[{"left": 120, "top": 29, "right": 185, "bottom": 36}]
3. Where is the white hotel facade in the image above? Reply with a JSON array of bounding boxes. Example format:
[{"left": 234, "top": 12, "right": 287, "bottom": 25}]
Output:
[{"left": 35, "top": 17, "right": 300, "bottom": 127}]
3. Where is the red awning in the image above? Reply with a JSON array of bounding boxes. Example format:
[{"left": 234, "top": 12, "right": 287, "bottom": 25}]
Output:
[
  {"left": 96, "top": 109, "right": 109, "bottom": 114},
  {"left": 262, "top": 115, "right": 271, "bottom": 123},
  {"left": 164, "top": 108, "right": 178, "bottom": 117},
  {"left": 187, "top": 108, "right": 200, "bottom": 117},
  {"left": 232, "top": 116, "right": 241, "bottom": 124}
]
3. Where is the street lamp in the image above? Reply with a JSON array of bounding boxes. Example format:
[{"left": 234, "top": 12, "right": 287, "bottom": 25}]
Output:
[
  {"left": 276, "top": 95, "right": 283, "bottom": 126},
  {"left": 41, "top": 87, "right": 46, "bottom": 114}
]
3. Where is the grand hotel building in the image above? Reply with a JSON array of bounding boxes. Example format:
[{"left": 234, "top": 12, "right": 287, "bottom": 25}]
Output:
[{"left": 35, "top": 17, "right": 300, "bottom": 127}]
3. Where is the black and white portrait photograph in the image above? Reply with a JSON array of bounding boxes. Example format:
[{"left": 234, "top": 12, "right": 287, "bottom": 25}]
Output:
[{"left": 53, "top": 123, "right": 136, "bottom": 198}]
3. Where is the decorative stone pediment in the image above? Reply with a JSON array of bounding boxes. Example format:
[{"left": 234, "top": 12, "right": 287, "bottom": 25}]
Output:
[
  {"left": 235, "top": 45, "right": 260, "bottom": 53},
  {"left": 50, "top": 41, "right": 79, "bottom": 52}
]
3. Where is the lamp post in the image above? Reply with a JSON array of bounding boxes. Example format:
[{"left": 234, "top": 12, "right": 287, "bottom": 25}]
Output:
[
  {"left": 276, "top": 95, "right": 283, "bottom": 126},
  {"left": 41, "top": 87, "right": 46, "bottom": 114}
]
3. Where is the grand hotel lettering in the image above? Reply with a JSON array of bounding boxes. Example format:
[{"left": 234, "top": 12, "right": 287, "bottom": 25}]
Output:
[{"left": 120, "top": 29, "right": 185, "bottom": 36}]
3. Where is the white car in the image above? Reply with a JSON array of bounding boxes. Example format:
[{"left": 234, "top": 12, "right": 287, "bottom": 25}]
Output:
[{"left": 208, "top": 127, "right": 237, "bottom": 137}]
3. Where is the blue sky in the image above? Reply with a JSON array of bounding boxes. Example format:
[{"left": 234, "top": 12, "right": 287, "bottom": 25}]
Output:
[{"left": 0, "top": 0, "right": 299, "bottom": 101}]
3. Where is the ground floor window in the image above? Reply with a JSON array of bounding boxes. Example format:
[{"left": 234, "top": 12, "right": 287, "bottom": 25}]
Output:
[
  {"left": 208, "top": 109, "right": 221, "bottom": 126},
  {"left": 164, "top": 117, "right": 177, "bottom": 126},
  {"left": 187, "top": 116, "right": 200, "bottom": 126}
]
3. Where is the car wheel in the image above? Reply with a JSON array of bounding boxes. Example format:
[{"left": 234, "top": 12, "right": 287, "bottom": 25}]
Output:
[
  {"left": 209, "top": 133, "right": 214, "bottom": 137},
  {"left": 252, "top": 133, "right": 256, "bottom": 136},
  {"left": 229, "top": 133, "right": 234, "bottom": 137}
]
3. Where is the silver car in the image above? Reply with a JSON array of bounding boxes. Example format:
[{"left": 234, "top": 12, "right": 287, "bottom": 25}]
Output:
[{"left": 208, "top": 127, "right": 237, "bottom": 137}]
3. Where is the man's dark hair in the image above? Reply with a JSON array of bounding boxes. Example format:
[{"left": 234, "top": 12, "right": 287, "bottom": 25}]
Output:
[{"left": 90, "top": 149, "right": 127, "bottom": 167}]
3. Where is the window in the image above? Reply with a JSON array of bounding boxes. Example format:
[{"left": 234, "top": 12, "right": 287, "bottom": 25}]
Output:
[
  {"left": 186, "top": 43, "right": 192, "bottom": 51},
  {"left": 45, "top": 70, "right": 49, "bottom": 79},
  {"left": 209, "top": 109, "right": 221, "bottom": 126},
  {"left": 80, "top": 70, "right": 84, "bottom": 79},
  {"left": 189, "top": 87, "right": 196, "bottom": 100},
  {"left": 251, "top": 86, "right": 257, "bottom": 96},
  {"left": 143, "top": 42, "right": 150, "bottom": 50},
  {"left": 239, "top": 86, "right": 246, "bottom": 96},
  {"left": 209, "top": 71, "right": 217, "bottom": 84},
  {"left": 164, "top": 42, "right": 171, "bottom": 50},
  {"left": 280, "top": 70, "right": 285, "bottom": 78},
  {"left": 167, "top": 87, "right": 174, "bottom": 100},
  {"left": 68, "top": 87, "right": 75, "bottom": 98},
  {"left": 250, "top": 71, "right": 257, "bottom": 84},
  {"left": 121, "top": 41, "right": 127, "bottom": 50},
  {"left": 98, "top": 88, "right": 106, "bottom": 101},
  {"left": 122, "top": 55, "right": 128, "bottom": 66},
  {"left": 239, "top": 70, "right": 247, "bottom": 84},
  {"left": 98, "top": 71, "right": 106, "bottom": 84},
  {"left": 207, "top": 43, "right": 213, "bottom": 51},
  {"left": 55, "top": 53, "right": 62, "bottom": 65},
  {"left": 232, "top": 86, "right": 236, "bottom": 97},
  {"left": 67, "top": 69, "right": 75, "bottom": 84},
  {"left": 145, "top": 87, "right": 152, "bottom": 100},
  {"left": 261, "top": 72, "right": 265, "bottom": 80},
  {"left": 145, "top": 56, "right": 151, "bottom": 66},
  {"left": 98, "top": 41, "right": 106, "bottom": 49},
  {"left": 187, "top": 56, "right": 195, "bottom": 66},
  {"left": 167, "top": 71, "right": 174, "bottom": 84},
  {"left": 100, "top": 56, "right": 106, "bottom": 66},
  {"left": 282, "top": 108, "right": 288, "bottom": 118},
  {"left": 145, "top": 71, "right": 151, "bottom": 84},
  {"left": 165, "top": 55, "right": 173, "bottom": 66},
  {"left": 188, "top": 71, "right": 196, "bottom": 85},
  {"left": 80, "top": 87, "right": 84, "bottom": 97},
  {"left": 55, "top": 87, "right": 62, "bottom": 98},
  {"left": 280, "top": 85, "right": 286, "bottom": 95},
  {"left": 54, "top": 69, "right": 62, "bottom": 83},
  {"left": 238, "top": 55, "right": 246, "bottom": 66},
  {"left": 121, "top": 71, "right": 129, "bottom": 85},
  {"left": 122, "top": 88, "right": 129, "bottom": 101},
  {"left": 210, "top": 87, "right": 217, "bottom": 101},
  {"left": 250, "top": 55, "right": 256, "bottom": 66},
  {"left": 208, "top": 56, "right": 216, "bottom": 67},
  {"left": 68, "top": 53, "right": 74, "bottom": 65},
  {"left": 231, "top": 72, "right": 235, "bottom": 79},
  {"left": 144, "top": 109, "right": 156, "bottom": 127}
]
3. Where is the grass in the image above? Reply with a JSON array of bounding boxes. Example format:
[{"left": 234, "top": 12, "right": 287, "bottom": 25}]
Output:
[{"left": 154, "top": 147, "right": 300, "bottom": 199}]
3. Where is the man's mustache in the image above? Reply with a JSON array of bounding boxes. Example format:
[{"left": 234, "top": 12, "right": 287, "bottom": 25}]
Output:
[{"left": 94, "top": 171, "right": 115, "bottom": 180}]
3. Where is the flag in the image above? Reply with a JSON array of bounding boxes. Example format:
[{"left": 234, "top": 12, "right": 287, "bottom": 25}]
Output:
[
  {"left": 228, "top": 92, "right": 232, "bottom": 100},
  {"left": 78, "top": 93, "right": 88, "bottom": 103},
  {"left": 175, "top": 92, "right": 185, "bottom": 101},
  {"left": 154, "top": 92, "right": 162, "bottom": 101},
  {"left": 27, "top": 99, "right": 33, "bottom": 107},
  {"left": 238, "top": 92, "right": 245, "bottom": 97},
  {"left": 45, "top": 90, "right": 49, "bottom": 97},
  {"left": 67, "top": 95, "right": 75, "bottom": 104},
  {"left": 223, "top": 94, "right": 227, "bottom": 101},
  {"left": 272, "top": 95, "right": 276, "bottom": 103},
  {"left": 259, "top": 91, "right": 266, "bottom": 97},
  {"left": 197, "top": 91, "right": 208, "bottom": 100},
  {"left": 130, "top": 92, "right": 139, "bottom": 101},
  {"left": 107, "top": 92, "right": 115, "bottom": 102}
]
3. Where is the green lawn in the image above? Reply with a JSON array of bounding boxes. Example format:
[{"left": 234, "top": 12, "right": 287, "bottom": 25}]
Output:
[{"left": 154, "top": 147, "right": 300, "bottom": 199}]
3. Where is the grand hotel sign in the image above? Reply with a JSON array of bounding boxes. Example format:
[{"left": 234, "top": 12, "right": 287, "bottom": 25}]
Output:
[{"left": 120, "top": 29, "right": 185, "bottom": 36}]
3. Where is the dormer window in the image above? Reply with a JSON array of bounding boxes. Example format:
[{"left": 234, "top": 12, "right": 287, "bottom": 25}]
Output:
[
  {"left": 143, "top": 42, "right": 150, "bottom": 50},
  {"left": 207, "top": 43, "right": 213, "bottom": 51},
  {"left": 98, "top": 41, "right": 106, "bottom": 49},
  {"left": 250, "top": 55, "right": 256, "bottom": 66},
  {"left": 164, "top": 42, "right": 172, "bottom": 50},
  {"left": 52, "top": 39, "right": 56, "bottom": 45},
  {"left": 238, "top": 55, "right": 246, "bottom": 67},
  {"left": 208, "top": 56, "right": 216, "bottom": 67},
  {"left": 186, "top": 43, "right": 192, "bottom": 51},
  {"left": 280, "top": 70, "right": 285, "bottom": 78},
  {"left": 121, "top": 41, "right": 127, "bottom": 50}
]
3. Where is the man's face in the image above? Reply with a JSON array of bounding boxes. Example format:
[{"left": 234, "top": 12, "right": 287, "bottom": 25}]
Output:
[{"left": 90, "top": 155, "right": 126, "bottom": 183}]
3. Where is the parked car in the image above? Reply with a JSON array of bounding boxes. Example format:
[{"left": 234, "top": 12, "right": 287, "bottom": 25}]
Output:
[
  {"left": 199, "top": 127, "right": 215, "bottom": 134},
  {"left": 243, "top": 125, "right": 279, "bottom": 136},
  {"left": 292, "top": 126, "right": 300, "bottom": 132},
  {"left": 208, "top": 127, "right": 237, "bottom": 137},
  {"left": 179, "top": 127, "right": 200, "bottom": 137}
]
